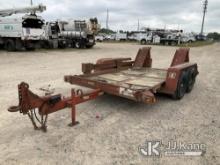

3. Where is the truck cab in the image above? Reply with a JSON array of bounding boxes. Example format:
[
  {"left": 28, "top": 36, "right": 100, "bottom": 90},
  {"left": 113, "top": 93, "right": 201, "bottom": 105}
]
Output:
[
  {"left": 137, "top": 32, "right": 153, "bottom": 45},
  {"left": 22, "top": 15, "right": 45, "bottom": 40}
]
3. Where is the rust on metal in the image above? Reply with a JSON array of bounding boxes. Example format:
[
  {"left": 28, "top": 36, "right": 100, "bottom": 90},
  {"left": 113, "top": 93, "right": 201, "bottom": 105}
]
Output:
[
  {"left": 133, "top": 47, "right": 152, "bottom": 68},
  {"left": 82, "top": 58, "right": 133, "bottom": 74},
  {"left": 8, "top": 82, "right": 103, "bottom": 132},
  {"left": 8, "top": 47, "right": 199, "bottom": 131},
  {"left": 170, "top": 48, "right": 189, "bottom": 67}
]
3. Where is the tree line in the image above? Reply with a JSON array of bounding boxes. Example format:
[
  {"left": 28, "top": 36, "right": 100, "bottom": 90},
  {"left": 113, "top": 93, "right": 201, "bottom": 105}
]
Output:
[{"left": 207, "top": 32, "right": 220, "bottom": 41}]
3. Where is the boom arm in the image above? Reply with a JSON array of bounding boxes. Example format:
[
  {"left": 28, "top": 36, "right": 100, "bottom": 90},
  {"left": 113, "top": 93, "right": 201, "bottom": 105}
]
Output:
[{"left": 0, "top": 4, "right": 46, "bottom": 17}]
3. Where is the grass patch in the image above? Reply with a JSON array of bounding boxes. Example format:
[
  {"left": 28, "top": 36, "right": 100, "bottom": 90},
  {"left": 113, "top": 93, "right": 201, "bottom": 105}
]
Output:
[
  {"left": 179, "top": 41, "right": 215, "bottom": 47},
  {"left": 100, "top": 40, "right": 216, "bottom": 47}
]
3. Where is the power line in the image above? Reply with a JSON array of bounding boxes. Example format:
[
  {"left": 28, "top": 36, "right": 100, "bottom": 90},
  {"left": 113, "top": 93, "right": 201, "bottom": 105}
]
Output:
[{"left": 200, "top": 0, "right": 208, "bottom": 35}]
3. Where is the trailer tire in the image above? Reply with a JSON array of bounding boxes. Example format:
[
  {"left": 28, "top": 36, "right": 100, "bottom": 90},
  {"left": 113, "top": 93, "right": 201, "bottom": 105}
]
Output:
[
  {"left": 140, "top": 39, "right": 147, "bottom": 45},
  {"left": 186, "top": 68, "right": 196, "bottom": 93},
  {"left": 5, "top": 40, "right": 16, "bottom": 51},
  {"left": 172, "top": 71, "right": 188, "bottom": 100}
]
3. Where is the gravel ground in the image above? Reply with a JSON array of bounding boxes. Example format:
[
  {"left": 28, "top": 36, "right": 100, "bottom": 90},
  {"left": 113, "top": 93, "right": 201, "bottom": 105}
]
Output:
[{"left": 0, "top": 43, "right": 219, "bottom": 165}]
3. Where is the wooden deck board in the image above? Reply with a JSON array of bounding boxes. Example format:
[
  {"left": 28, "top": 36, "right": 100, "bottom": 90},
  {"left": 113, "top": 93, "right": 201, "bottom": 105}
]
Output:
[{"left": 88, "top": 68, "right": 167, "bottom": 90}]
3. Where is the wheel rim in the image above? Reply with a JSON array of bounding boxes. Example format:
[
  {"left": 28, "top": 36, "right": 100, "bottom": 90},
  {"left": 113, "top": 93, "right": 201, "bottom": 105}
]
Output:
[
  {"left": 75, "top": 42, "right": 80, "bottom": 48},
  {"left": 141, "top": 40, "right": 146, "bottom": 44}
]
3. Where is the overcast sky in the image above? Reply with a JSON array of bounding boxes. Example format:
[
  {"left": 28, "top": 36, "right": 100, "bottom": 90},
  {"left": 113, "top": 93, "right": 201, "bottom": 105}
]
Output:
[{"left": 0, "top": 0, "right": 219, "bottom": 33}]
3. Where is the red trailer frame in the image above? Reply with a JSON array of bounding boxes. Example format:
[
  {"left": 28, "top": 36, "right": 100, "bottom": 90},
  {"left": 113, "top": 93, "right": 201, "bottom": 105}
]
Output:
[
  {"left": 64, "top": 47, "right": 198, "bottom": 102},
  {"left": 8, "top": 47, "right": 198, "bottom": 132}
]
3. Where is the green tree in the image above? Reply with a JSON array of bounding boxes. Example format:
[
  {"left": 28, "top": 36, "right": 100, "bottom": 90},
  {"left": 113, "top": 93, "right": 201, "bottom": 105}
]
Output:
[
  {"left": 207, "top": 32, "right": 220, "bottom": 41},
  {"left": 99, "top": 28, "right": 115, "bottom": 34}
]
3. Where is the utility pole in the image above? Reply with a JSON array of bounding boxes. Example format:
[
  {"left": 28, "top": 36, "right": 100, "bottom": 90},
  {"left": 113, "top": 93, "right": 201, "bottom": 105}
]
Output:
[
  {"left": 106, "top": 8, "right": 109, "bottom": 30},
  {"left": 30, "top": 0, "right": 33, "bottom": 6},
  {"left": 137, "top": 19, "right": 140, "bottom": 31},
  {"left": 200, "top": 0, "right": 208, "bottom": 35},
  {"left": 164, "top": 24, "right": 166, "bottom": 30}
]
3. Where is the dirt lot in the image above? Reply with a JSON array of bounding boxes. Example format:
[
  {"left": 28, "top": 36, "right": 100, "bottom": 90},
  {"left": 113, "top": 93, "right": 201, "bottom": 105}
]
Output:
[{"left": 0, "top": 43, "right": 219, "bottom": 165}]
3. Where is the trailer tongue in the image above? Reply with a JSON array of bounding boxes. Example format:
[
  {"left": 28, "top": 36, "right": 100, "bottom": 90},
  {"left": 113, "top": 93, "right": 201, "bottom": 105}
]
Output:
[
  {"left": 8, "top": 82, "right": 103, "bottom": 132},
  {"left": 8, "top": 47, "right": 198, "bottom": 132}
]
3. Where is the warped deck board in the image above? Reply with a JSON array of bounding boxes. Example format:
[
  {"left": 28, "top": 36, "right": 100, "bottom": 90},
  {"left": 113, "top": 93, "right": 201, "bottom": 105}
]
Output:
[
  {"left": 126, "top": 77, "right": 165, "bottom": 87},
  {"left": 89, "top": 68, "right": 167, "bottom": 90},
  {"left": 98, "top": 74, "right": 129, "bottom": 82}
]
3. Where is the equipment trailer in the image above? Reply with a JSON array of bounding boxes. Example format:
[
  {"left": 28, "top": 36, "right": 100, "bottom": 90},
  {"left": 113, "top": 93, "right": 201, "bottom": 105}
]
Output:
[{"left": 8, "top": 47, "right": 198, "bottom": 132}]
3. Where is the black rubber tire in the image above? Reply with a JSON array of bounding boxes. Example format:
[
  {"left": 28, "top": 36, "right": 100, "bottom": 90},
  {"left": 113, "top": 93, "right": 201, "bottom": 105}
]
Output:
[
  {"left": 171, "top": 41, "right": 177, "bottom": 46},
  {"left": 86, "top": 45, "right": 94, "bottom": 49},
  {"left": 15, "top": 39, "right": 23, "bottom": 51},
  {"left": 172, "top": 71, "right": 188, "bottom": 100},
  {"left": 58, "top": 44, "right": 66, "bottom": 49},
  {"left": 43, "top": 41, "right": 51, "bottom": 49},
  {"left": 75, "top": 41, "right": 81, "bottom": 49},
  {"left": 26, "top": 47, "right": 35, "bottom": 51},
  {"left": 186, "top": 68, "right": 196, "bottom": 93},
  {"left": 58, "top": 41, "right": 67, "bottom": 49},
  {"left": 74, "top": 42, "right": 81, "bottom": 49},
  {"left": 140, "top": 39, "right": 147, "bottom": 45},
  {"left": 25, "top": 42, "right": 36, "bottom": 51},
  {"left": 5, "top": 40, "right": 16, "bottom": 51}
]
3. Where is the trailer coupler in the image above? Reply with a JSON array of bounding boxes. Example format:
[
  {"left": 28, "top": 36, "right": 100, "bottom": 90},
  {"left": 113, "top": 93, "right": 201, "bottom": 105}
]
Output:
[{"left": 8, "top": 82, "right": 103, "bottom": 132}]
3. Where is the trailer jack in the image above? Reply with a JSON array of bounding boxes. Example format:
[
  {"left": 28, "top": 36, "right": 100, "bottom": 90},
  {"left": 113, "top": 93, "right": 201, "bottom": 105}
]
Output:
[{"left": 8, "top": 82, "right": 103, "bottom": 132}]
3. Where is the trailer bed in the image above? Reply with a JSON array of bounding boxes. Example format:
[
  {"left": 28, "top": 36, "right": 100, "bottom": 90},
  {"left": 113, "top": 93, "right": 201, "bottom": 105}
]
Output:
[{"left": 78, "top": 68, "right": 167, "bottom": 91}]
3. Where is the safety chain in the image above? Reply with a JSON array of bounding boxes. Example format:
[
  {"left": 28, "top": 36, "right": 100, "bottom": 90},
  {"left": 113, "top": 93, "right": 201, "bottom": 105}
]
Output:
[{"left": 27, "top": 109, "right": 48, "bottom": 132}]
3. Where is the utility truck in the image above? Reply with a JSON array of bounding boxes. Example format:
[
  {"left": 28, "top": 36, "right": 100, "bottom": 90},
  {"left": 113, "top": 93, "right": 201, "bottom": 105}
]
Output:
[
  {"left": 57, "top": 18, "right": 100, "bottom": 48},
  {"left": 0, "top": 4, "right": 46, "bottom": 51},
  {"left": 137, "top": 32, "right": 153, "bottom": 44},
  {"left": 43, "top": 21, "right": 66, "bottom": 49},
  {"left": 115, "top": 32, "right": 127, "bottom": 41}
]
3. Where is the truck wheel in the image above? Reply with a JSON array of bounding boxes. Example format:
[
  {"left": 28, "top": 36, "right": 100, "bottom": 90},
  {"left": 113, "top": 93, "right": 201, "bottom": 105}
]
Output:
[
  {"left": 86, "top": 45, "right": 93, "bottom": 48},
  {"left": 140, "top": 39, "right": 147, "bottom": 45},
  {"left": 172, "top": 71, "right": 188, "bottom": 100},
  {"left": 58, "top": 43, "right": 66, "bottom": 49},
  {"left": 26, "top": 47, "right": 35, "bottom": 51},
  {"left": 171, "top": 41, "right": 177, "bottom": 46},
  {"left": 186, "top": 68, "right": 196, "bottom": 93},
  {"left": 5, "top": 40, "right": 16, "bottom": 51},
  {"left": 75, "top": 41, "right": 82, "bottom": 49},
  {"left": 42, "top": 41, "right": 50, "bottom": 49},
  {"left": 15, "top": 39, "right": 23, "bottom": 51}
]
